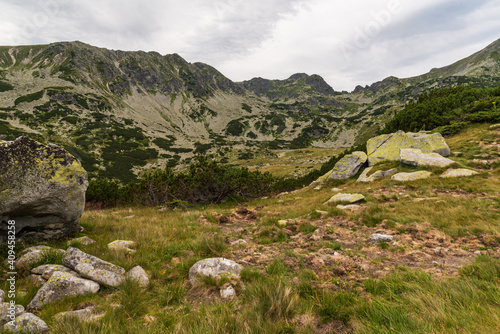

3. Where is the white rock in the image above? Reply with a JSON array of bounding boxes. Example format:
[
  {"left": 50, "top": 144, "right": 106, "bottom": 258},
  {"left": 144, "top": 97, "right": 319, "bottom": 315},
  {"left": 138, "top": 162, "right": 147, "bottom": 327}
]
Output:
[
  {"left": 391, "top": 171, "right": 432, "bottom": 182},
  {"left": 188, "top": 258, "right": 243, "bottom": 285},
  {"left": 230, "top": 239, "right": 248, "bottom": 246},
  {"left": 370, "top": 234, "right": 394, "bottom": 242},
  {"left": 400, "top": 148, "right": 454, "bottom": 167},
  {"left": 440, "top": 168, "right": 479, "bottom": 178},
  {"left": 336, "top": 204, "right": 361, "bottom": 210},
  {"left": 62, "top": 247, "right": 126, "bottom": 275},
  {"left": 67, "top": 236, "right": 96, "bottom": 246},
  {"left": 277, "top": 220, "right": 288, "bottom": 227},
  {"left": 0, "top": 290, "right": 4, "bottom": 304},
  {"left": 220, "top": 283, "right": 236, "bottom": 299},
  {"left": 126, "top": 266, "right": 149, "bottom": 288},
  {"left": 107, "top": 240, "right": 136, "bottom": 253},
  {"left": 75, "top": 263, "right": 124, "bottom": 288},
  {"left": 326, "top": 193, "right": 365, "bottom": 204},
  {"left": 3, "top": 312, "right": 48, "bottom": 334}
]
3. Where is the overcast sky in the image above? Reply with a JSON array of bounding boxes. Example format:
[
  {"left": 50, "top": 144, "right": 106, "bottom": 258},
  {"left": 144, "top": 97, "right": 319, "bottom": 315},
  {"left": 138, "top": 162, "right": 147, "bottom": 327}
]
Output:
[{"left": 1, "top": 0, "right": 499, "bottom": 91}]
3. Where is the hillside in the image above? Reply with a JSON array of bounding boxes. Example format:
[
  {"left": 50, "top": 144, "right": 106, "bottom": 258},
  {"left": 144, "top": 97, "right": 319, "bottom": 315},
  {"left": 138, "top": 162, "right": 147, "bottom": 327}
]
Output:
[
  {"left": 0, "top": 38, "right": 499, "bottom": 181},
  {"left": 1, "top": 122, "right": 499, "bottom": 333}
]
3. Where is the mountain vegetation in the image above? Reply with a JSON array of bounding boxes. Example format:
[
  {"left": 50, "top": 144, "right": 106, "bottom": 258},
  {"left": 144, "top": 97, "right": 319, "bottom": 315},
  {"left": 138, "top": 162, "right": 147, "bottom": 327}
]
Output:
[{"left": 0, "top": 38, "right": 499, "bottom": 182}]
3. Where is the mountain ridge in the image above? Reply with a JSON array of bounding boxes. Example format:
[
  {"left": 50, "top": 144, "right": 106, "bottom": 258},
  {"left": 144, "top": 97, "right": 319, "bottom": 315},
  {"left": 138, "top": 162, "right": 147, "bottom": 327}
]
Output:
[{"left": 0, "top": 38, "right": 498, "bottom": 181}]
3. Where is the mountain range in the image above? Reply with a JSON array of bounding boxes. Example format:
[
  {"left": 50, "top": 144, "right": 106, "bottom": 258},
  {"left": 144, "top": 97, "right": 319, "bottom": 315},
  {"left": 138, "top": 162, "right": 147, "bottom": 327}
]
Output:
[{"left": 0, "top": 38, "right": 498, "bottom": 181}]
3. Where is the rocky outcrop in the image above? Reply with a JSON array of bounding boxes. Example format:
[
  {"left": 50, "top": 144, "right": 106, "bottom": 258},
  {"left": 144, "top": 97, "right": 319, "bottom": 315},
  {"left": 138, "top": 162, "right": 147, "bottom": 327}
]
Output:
[
  {"left": 189, "top": 258, "right": 243, "bottom": 285},
  {"left": 367, "top": 131, "right": 450, "bottom": 166},
  {"left": 0, "top": 137, "right": 88, "bottom": 244},
  {"left": 27, "top": 271, "right": 100, "bottom": 310},
  {"left": 329, "top": 151, "right": 367, "bottom": 179},
  {"left": 400, "top": 149, "right": 455, "bottom": 167},
  {"left": 391, "top": 171, "right": 432, "bottom": 182}
]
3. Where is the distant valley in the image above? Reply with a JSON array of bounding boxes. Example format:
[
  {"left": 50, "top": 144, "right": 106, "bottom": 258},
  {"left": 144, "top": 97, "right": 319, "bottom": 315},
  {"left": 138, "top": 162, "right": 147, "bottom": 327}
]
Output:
[{"left": 0, "top": 38, "right": 498, "bottom": 181}]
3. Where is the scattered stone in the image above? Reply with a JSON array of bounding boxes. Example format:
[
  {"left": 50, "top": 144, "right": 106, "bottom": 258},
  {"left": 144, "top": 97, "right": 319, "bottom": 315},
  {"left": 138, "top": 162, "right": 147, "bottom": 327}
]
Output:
[
  {"left": 28, "top": 271, "right": 100, "bottom": 310},
  {"left": 62, "top": 247, "right": 126, "bottom": 288},
  {"left": 107, "top": 240, "right": 136, "bottom": 253},
  {"left": 0, "top": 303, "right": 24, "bottom": 325},
  {"left": 329, "top": 151, "right": 367, "bottom": 179},
  {"left": 53, "top": 306, "right": 104, "bottom": 323},
  {"left": 126, "top": 266, "right": 149, "bottom": 288},
  {"left": 336, "top": 204, "right": 361, "bottom": 210},
  {"left": 370, "top": 234, "right": 394, "bottom": 242},
  {"left": 0, "top": 290, "right": 3, "bottom": 303},
  {"left": 440, "top": 168, "right": 479, "bottom": 178},
  {"left": 472, "top": 159, "right": 490, "bottom": 165},
  {"left": 391, "top": 171, "right": 432, "bottom": 182},
  {"left": 0, "top": 136, "right": 88, "bottom": 244},
  {"left": 474, "top": 250, "right": 481, "bottom": 255},
  {"left": 400, "top": 148, "right": 455, "bottom": 167},
  {"left": 367, "top": 131, "right": 450, "bottom": 166},
  {"left": 3, "top": 312, "right": 49, "bottom": 333},
  {"left": 313, "top": 185, "right": 322, "bottom": 190},
  {"left": 331, "top": 188, "right": 341, "bottom": 192},
  {"left": 230, "top": 239, "right": 248, "bottom": 246},
  {"left": 67, "top": 236, "right": 96, "bottom": 246},
  {"left": 31, "top": 264, "right": 80, "bottom": 280},
  {"left": 220, "top": 283, "right": 236, "bottom": 299},
  {"left": 357, "top": 167, "right": 397, "bottom": 183},
  {"left": 188, "top": 258, "right": 243, "bottom": 285},
  {"left": 326, "top": 193, "right": 365, "bottom": 204},
  {"left": 277, "top": 220, "right": 288, "bottom": 227},
  {"left": 489, "top": 124, "right": 500, "bottom": 130}
]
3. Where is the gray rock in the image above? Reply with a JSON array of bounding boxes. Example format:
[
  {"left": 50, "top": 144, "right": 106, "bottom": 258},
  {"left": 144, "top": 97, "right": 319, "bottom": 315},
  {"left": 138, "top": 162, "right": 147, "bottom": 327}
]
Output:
[
  {"left": 189, "top": 258, "right": 243, "bottom": 285},
  {"left": 370, "top": 234, "right": 394, "bottom": 242},
  {"left": 400, "top": 149, "right": 455, "bottom": 167},
  {"left": 336, "top": 204, "right": 361, "bottom": 210},
  {"left": 0, "top": 290, "right": 4, "bottom": 303},
  {"left": 62, "top": 247, "right": 126, "bottom": 276},
  {"left": 220, "top": 283, "right": 236, "bottom": 299},
  {"left": 329, "top": 151, "right": 367, "bottom": 180},
  {"left": 0, "top": 303, "right": 25, "bottom": 326},
  {"left": 31, "top": 264, "right": 80, "bottom": 280},
  {"left": 28, "top": 271, "right": 100, "bottom": 310},
  {"left": 126, "top": 266, "right": 149, "bottom": 288},
  {"left": 326, "top": 193, "right": 365, "bottom": 204},
  {"left": 3, "top": 312, "right": 48, "bottom": 333},
  {"left": 74, "top": 263, "right": 124, "bottom": 288},
  {"left": 15, "top": 247, "right": 63, "bottom": 269},
  {"left": 0, "top": 136, "right": 88, "bottom": 244},
  {"left": 391, "top": 171, "right": 432, "bottom": 182},
  {"left": 230, "top": 239, "right": 248, "bottom": 246}
]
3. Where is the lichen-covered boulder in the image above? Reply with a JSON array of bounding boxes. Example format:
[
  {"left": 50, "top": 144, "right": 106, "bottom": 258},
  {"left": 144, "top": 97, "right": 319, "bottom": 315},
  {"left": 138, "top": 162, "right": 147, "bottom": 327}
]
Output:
[
  {"left": 188, "top": 258, "right": 243, "bottom": 285},
  {"left": 27, "top": 271, "right": 100, "bottom": 310},
  {"left": 62, "top": 247, "right": 126, "bottom": 287},
  {"left": 31, "top": 264, "right": 80, "bottom": 280},
  {"left": 0, "top": 303, "right": 24, "bottom": 326},
  {"left": 329, "top": 151, "right": 367, "bottom": 179},
  {"left": 107, "top": 240, "right": 136, "bottom": 253},
  {"left": 391, "top": 171, "right": 432, "bottom": 182},
  {"left": 15, "top": 246, "right": 65, "bottom": 269},
  {"left": 367, "top": 131, "right": 450, "bottom": 166},
  {"left": 440, "top": 168, "right": 479, "bottom": 178},
  {"left": 400, "top": 149, "right": 455, "bottom": 167},
  {"left": 357, "top": 167, "right": 397, "bottom": 183},
  {"left": 0, "top": 137, "right": 88, "bottom": 244},
  {"left": 3, "top": 312, "right": 49, "bottom": 333}
]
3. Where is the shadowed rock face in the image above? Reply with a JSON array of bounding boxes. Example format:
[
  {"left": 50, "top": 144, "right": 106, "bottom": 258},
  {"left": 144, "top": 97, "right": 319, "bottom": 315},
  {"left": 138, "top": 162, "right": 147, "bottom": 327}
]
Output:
[{"left": 0, "top": 136, "right": 88, "bottom": 244}]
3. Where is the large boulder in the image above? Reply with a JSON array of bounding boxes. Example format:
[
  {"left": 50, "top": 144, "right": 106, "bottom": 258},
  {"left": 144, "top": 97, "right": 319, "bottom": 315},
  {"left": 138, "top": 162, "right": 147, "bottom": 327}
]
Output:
[
  {"left": 0, "top": 137, "right": 88, "bottom": 244},
  {"left": 27, "top": 271, "right": 100, "bottom": 310},
  {"left": 3, "top": 312, "right": 49, "bottom": 334},
  {"left": 329, "top": 151, "right": 367, "bottom": 179},
  {"left": 366, "top": 131, "right": 450, "bottom": 166}
]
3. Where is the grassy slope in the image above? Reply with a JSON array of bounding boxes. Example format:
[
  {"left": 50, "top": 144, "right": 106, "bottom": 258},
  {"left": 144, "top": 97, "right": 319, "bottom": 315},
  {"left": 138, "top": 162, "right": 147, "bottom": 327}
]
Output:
[{"left": 1, "top": 124, "right": 499, "bottom": 333}]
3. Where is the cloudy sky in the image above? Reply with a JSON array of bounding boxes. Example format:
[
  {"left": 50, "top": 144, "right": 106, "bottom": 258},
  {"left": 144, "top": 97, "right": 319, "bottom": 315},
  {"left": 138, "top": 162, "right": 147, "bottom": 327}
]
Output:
[{"left": 0, "top": 0, "right": 499, "bottom": 91}]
